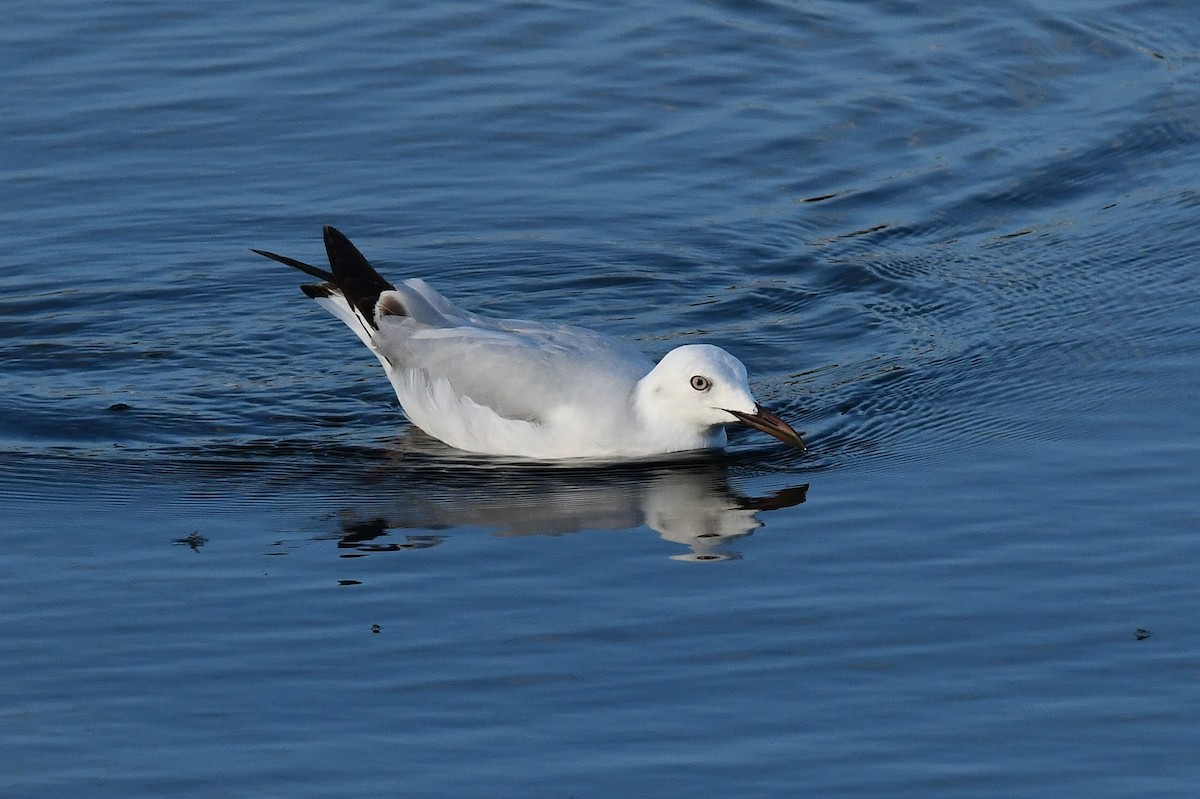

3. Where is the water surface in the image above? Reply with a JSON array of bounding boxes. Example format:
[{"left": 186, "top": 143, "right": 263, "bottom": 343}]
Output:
[{"left": 3, "top": 0, "right": 1199, "bottom": 796}]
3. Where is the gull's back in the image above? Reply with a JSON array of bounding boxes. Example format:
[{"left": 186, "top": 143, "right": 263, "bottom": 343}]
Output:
[{"left": 377, "top": 278, "right": 655, "bottom": 429}]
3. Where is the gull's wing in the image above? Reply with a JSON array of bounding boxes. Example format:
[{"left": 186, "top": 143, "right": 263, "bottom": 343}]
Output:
[
  {"left": 256, "top": 225, "right": 655, "bottom": 426},
  {"left": 377, "top": 304, "right": 654, "bottom": 423}
]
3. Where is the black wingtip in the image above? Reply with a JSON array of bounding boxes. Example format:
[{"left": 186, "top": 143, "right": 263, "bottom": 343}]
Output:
[
  {"left": 321, "top": 226, "right": 388, "bottom": 283},
  {"left": 257, "top": 228, "right": 401, "bottom": 329},
  {"left": 301, "top": 283, "right": 334, "bottom": 300},
  {"left": 251, "top": 247, "right": 335, "bottom": 282},
  {"left": 320, "top": 226, "right": 396, "bottom": 329}
]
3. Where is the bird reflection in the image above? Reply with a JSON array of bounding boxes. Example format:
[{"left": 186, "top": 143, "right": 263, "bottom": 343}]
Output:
[{"left": 323, "top": 457, "right": 807, "bottom": 562}]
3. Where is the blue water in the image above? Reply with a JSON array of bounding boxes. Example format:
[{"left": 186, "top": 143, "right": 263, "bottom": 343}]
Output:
[{"left": 3, "top": 1, "right": 1199, "bottom": 796}]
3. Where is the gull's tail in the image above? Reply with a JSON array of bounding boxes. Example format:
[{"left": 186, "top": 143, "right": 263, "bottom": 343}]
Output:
[{"left": 253, "top": 225, "right": 400, "bottom": 347}]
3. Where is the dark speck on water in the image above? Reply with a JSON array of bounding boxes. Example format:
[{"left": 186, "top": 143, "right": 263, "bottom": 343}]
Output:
[
  {"left": 171, "top": 532, "right": 208, "bottom": 552},
  {"left": 2, "top": 0, "right": 1199, "bottom": 796}
]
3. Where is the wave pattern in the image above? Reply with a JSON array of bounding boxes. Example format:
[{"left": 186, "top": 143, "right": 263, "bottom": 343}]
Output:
[{"left": 2, "top": 0, "right": 1197, "bottom": 500}]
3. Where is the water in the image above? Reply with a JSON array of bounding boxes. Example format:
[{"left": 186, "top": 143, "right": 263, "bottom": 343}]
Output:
[{"left": 3, "top": 0, "right": 1198, "bottom": 795}]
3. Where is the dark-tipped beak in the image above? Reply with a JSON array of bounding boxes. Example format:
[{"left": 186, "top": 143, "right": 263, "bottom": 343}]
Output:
[{"left": 726, "top": 405, "right": 807, "bottom": 452}]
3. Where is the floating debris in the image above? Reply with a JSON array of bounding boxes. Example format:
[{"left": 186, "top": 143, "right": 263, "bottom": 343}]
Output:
[{"left": 172, "top": 532, "right": 207, "bottom": 551}]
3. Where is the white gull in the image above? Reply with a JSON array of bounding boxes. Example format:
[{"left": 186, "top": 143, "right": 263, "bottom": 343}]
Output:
[{"left": 253, "top": 226, "right": 806, "bottom": 460}]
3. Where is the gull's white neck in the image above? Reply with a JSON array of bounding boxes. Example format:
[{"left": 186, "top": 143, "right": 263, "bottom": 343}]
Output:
[{"left": 631, "top": 376, "right": 728, "bottom": 455}]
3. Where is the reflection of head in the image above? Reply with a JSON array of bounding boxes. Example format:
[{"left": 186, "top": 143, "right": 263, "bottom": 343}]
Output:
[{"left": 641, "top": 470, "right": 762, "bottom": 545}]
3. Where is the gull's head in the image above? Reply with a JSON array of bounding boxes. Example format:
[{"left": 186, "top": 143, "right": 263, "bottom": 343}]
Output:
[{"left": 637, "top": 344, "right": 806, "bottom": 452}]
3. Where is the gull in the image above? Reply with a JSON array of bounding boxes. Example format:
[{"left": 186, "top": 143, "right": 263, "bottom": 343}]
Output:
[{"left": 253, "top": 226, "right": 806, "bottom": 460}]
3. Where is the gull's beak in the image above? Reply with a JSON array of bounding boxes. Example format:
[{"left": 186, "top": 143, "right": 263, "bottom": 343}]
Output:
[{"left": 726, "top": 405, "right": 807, "bottom": 452}]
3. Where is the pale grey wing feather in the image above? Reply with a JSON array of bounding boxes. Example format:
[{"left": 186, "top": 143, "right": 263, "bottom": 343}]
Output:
[
  {"left": 381, "top": 279, "right": 469, "bottom": 328},
  {"left": 398, "top": 279, "right": 487, "bottom": 325},
  {"left": 374, "top": 313, "right": 654, "bottom": 423}
]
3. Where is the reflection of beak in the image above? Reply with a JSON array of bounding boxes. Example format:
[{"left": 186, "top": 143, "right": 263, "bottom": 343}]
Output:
[{"left": 726, "top": 405, "right": 807, "bottom": 452}]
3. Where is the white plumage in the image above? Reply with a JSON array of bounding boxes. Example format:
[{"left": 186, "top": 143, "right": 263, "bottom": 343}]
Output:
[{"left": 254, "top": 226, "right": 805, "bottom": 460}]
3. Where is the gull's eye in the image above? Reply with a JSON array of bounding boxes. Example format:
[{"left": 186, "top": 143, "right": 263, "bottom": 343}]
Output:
[{"left": 690, "top": 375, "right": 711, "bottom": 392}]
